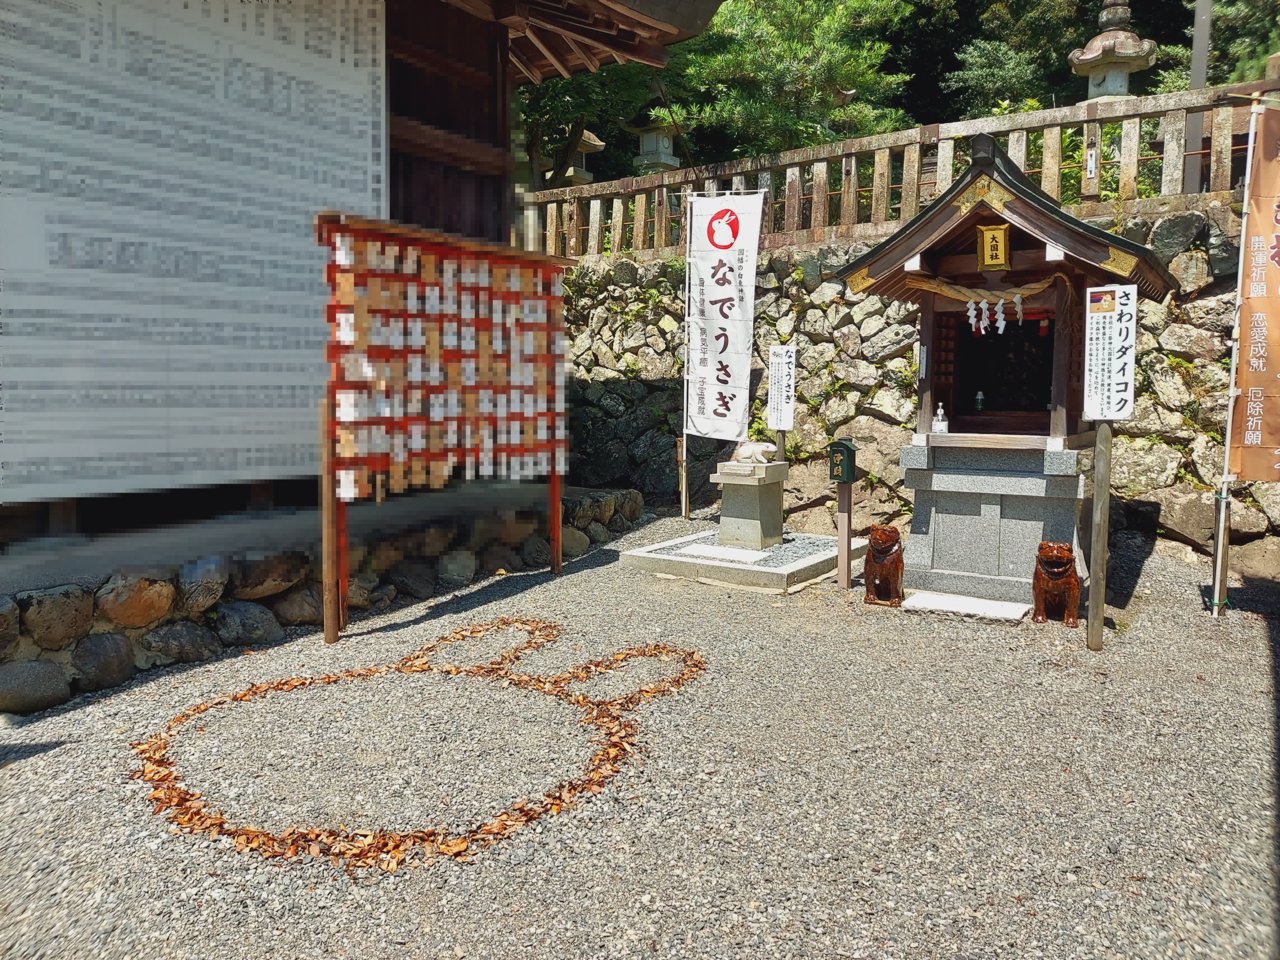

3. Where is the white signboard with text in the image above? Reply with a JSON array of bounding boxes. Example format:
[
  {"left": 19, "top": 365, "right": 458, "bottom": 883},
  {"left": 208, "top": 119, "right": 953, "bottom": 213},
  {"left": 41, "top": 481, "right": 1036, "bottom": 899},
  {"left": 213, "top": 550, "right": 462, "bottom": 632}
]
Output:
[
  {"left": 766, "top": 345, "right": 796, "bottom": 431},
  {"left": 1083, "top": 284, "right": 1138, "bottom": 422},
  {"left": 0, "top": 0, "right": 386, "bottom": 502},
  {"left": 684, "top": 195, "right": 764, "bottom": 442}
]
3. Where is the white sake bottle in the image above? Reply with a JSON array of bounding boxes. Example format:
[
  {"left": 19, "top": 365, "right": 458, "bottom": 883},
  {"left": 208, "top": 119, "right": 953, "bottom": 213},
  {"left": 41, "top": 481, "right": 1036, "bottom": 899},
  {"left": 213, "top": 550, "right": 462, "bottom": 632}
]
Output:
[{"left": 933, "top": 403, "right": 948, "bottom": 434}]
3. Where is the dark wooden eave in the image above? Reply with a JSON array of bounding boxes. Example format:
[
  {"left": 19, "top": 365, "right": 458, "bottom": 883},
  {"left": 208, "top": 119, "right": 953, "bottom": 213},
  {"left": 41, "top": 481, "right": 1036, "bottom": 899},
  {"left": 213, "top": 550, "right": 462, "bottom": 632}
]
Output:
[
  {"left": 837, "top": 134, "right": 1178, "bottom": 304},
  {"left": 438, "top": 0, "right": 725, "bottom": 82}
]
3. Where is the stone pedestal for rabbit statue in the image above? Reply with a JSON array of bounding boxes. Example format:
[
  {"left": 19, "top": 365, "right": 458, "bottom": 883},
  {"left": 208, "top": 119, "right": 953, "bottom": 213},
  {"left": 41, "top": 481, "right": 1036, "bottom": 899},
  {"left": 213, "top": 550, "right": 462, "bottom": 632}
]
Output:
[{"left": 711, "top": 443, "right": 788, "bottom": 550}]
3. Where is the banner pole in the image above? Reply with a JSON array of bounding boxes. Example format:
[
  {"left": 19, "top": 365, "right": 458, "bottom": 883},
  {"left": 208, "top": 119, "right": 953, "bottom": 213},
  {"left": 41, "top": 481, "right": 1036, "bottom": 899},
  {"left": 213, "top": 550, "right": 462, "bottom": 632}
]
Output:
[
  {"left": 682, "top": 200, "right": 693, "bottom": 521},
  {"left": 1211, "top": 95, "right": 1262, "bottom": 618}
]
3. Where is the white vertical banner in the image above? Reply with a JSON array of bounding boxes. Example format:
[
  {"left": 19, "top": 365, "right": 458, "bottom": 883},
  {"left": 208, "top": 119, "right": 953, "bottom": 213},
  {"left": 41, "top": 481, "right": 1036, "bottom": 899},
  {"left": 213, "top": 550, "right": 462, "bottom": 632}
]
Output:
[
  {"left": 1082, "top": 284, "right": 1139, "bottom": 421},
  {"left": 684, "top": 195, "right": 764, "bottom": 441},
  {"left": 767, "top": 345, "right": 796, "bottom": 431}
]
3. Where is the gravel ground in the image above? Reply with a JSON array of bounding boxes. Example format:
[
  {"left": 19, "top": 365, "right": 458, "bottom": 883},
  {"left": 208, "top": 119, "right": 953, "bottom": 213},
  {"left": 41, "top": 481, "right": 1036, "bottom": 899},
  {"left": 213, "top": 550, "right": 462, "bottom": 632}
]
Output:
[{"left": 1, "top": 514, "right": 1277, "bottom": 960}]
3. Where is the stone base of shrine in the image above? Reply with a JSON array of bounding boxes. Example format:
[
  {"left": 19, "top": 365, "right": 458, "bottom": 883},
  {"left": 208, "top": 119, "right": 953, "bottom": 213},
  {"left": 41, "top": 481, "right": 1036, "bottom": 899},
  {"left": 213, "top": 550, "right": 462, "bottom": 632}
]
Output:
[
  {"left": 900, "top": 441, "right": 1088, "bottom": 604},
  {"left": 622, "top": 531, "right": 868, "bottom": 594}
]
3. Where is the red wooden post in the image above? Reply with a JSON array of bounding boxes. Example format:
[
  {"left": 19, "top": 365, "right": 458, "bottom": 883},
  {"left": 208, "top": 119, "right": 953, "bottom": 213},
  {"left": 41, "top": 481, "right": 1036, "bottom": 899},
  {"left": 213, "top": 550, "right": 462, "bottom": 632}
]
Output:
[
  {"left": 549, "top": 467, "right": 563, "bottom": 574},
  {"left": 337, "top": 498, "right": 349, "bottom": 629},
  {"left": 321, "top": 396, "right": 341, "bottom": 644},
  {"left": 837, "top": 482, "right": 852, "bottom": 590}
]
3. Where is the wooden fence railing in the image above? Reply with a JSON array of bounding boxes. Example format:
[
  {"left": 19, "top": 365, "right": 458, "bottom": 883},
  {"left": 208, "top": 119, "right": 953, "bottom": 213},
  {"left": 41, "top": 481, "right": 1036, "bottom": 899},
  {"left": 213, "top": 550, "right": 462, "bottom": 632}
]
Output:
[{"left": 525, "top": 78, "right": 1280, "bottom": 260}]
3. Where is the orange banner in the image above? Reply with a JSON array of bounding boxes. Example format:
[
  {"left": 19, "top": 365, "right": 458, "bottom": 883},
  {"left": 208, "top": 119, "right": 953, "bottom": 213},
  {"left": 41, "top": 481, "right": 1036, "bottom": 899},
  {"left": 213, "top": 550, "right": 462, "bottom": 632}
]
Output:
[{"left": 1231, "top": 106, "right": 1280, "bottom": 482}]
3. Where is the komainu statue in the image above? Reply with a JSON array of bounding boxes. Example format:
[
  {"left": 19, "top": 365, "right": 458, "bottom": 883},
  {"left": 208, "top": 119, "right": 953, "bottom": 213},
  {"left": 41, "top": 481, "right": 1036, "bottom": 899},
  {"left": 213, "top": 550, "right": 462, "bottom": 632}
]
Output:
[
  {"left": 863, "top": 524, "right": 904, "bottom": 607},
  {"left": 1032, "top": 541, "right": 1080, "bottom": 628}
]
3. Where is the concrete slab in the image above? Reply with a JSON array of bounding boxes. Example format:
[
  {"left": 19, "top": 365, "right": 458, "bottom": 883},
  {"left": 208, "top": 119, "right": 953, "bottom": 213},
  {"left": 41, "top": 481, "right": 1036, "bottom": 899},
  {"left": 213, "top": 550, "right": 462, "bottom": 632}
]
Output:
[
  {"left": 901, "top": 591, "right": 1031, "bottom": 621},
  {"left": 623, "top": 531, "right": 868, "bottom": 594}
]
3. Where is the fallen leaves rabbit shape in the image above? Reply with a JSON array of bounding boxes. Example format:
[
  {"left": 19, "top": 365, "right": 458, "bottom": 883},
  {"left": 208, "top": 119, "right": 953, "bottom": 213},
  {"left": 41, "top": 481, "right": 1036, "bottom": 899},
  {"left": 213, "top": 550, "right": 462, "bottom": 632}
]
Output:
[{"left": 132, "top": 618, "right": 705, "bottom": 871}]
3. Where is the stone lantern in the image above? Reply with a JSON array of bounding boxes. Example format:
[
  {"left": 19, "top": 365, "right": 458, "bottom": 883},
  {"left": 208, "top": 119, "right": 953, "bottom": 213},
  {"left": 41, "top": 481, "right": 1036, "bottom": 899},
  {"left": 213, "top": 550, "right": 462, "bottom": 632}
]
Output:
[
  {"left": 1068, "top": 0, "right": 1158, "bottom": 100},
  {"left": 620, "top": 120, "right": 680, "bottom": 175}
]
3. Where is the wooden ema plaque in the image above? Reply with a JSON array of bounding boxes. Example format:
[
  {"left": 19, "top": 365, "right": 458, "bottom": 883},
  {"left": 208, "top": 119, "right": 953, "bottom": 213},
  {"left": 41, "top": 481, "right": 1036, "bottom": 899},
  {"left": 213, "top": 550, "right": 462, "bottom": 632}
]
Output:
[{"left": 315, "top": 213, "right": 572, "bottom": 643}]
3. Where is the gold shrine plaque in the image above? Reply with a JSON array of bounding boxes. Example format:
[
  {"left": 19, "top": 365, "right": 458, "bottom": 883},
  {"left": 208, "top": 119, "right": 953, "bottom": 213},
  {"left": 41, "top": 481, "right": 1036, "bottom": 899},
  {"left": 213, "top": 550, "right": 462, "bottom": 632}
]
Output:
[{"left": 977, "top": 223, "right": 1011, "bottom": 272}]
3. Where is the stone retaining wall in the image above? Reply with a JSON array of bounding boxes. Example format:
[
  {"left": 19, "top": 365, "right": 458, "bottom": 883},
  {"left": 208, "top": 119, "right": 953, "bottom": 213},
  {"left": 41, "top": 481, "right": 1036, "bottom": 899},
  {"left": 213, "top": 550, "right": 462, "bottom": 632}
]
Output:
[
  {"left": 562, "top": 201, "right": 1279, "bottom": 580},
  {"left": 0, "top": 488, "right": 644, "bottom": 714}
]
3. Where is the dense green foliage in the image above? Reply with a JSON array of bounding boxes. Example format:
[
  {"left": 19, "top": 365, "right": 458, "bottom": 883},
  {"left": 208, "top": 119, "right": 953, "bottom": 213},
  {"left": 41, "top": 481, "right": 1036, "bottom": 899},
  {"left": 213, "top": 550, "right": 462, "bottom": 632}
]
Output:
[
  {"left": 646, "top": 0, "right": 911, "bottom": 156},
  {"left": 517, "top": 0, "right": 1279, "bottom": 178}
]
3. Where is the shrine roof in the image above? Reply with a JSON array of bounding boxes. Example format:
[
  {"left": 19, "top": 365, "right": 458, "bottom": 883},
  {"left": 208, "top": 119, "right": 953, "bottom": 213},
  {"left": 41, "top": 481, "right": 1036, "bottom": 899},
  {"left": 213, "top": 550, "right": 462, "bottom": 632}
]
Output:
[{"left": 836, "top": 134, "right": 1177, "bottom": 304}]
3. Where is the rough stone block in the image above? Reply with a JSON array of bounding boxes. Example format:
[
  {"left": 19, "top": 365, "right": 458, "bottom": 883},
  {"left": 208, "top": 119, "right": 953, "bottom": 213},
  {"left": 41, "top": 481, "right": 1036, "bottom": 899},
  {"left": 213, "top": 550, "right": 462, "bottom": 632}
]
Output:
[
  {"left": 0, "top": 661, "right": 70, "bottom": 714},
  {"left": 437, "top": 548, "right": 478, "bottom": 590},
  {"left": 388, "top": 562, "right": 437, "bottom": 600},
  {"left": 346, "top": 572, "right": 379, "bottom": 609},
  {"left": 178, "top": 556, "right": 227, "bottom": 615},
  {"left": 95, "top": 574, "right": 175, "bottom": 629},
  {"left": 861, "top": 324, "right": 917, "bottom": 363},
  {"left": 211, "top": 600, "right": 284, "bottom": 646},
  {"left": 560, "top": 526, "right": 591, "bottom": 558},
  {"left": 1229, "top": 536, "right": 1280, "bottom": 581},
  {"left": 17, "top": 585, "right": 93, "bottom": 651},
  {"left": 521, "top": 536, "right": 553, "bottom": 568},
  {"left": 1149, "top": 211, "right": 1206, "bottom": 266},
  {"left": 136, "top": 621, "right": 222, "bottom": 664},
  {"left": 480, "top": 543, "right": 524, "bottom": 572},
  {"left": 71, "top": 633, "right": 135, "bottom": 692},
  {"left": 1158, "top": 323, "right": 1227, "bottom": 362},
  {"left": 271, "top": 582, "right": 324, "bottom": 626},
  {"left": 0, "top": 597, "right": 18, "bottom": 661},
  {"left": 228, "top": 553, "right": 306, "bottom": 601}
]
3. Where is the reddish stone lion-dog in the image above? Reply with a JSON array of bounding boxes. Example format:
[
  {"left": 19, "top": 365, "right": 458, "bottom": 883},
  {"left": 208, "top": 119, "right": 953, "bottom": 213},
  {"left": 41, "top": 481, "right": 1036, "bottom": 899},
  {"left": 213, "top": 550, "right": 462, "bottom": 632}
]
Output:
[
  {"left": 1032, "top": 541, "right": 1080, "bottom": 628},
  {"left": 864, "top": 524, "right": 905, "bottom": 607}
]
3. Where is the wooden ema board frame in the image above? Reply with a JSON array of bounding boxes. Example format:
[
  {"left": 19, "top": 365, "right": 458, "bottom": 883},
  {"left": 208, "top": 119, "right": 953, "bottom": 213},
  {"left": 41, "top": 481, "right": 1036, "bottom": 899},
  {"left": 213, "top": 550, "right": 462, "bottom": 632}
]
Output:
[{"left": 315, "top": 213, "right": 572, "bottom": 643}]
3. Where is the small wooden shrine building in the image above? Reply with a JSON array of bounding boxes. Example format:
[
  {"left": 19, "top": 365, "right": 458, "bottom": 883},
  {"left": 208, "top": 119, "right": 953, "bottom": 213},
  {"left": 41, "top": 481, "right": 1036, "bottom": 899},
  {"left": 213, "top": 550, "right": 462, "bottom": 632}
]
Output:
[{"left": 838, "top": 133, "right": 1177, "bottom": 603}]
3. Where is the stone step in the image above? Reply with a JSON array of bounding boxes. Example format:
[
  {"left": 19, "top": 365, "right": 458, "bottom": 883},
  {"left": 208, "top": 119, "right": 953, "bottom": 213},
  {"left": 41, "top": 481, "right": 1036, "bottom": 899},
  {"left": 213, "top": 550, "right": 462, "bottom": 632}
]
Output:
[{"left": 900, "top": 591, "right": 1031, "bottom": 621}]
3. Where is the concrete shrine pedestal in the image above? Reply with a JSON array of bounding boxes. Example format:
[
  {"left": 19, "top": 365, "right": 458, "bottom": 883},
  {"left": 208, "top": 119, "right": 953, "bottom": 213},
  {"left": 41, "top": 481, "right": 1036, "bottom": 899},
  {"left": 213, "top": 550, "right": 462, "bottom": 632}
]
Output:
[
  {"left": 899, "top": 440, "right": 1087, "bottom": 604},
  {"left": 708, "top": 460, "right": 788, "bottom": 549}
]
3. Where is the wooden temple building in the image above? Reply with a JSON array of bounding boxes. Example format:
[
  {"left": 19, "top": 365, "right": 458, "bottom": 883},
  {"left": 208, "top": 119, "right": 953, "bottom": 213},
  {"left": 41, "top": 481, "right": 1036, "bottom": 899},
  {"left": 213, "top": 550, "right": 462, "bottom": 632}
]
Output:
[
  {"left": 0, "top": 0, "right": 723, "bottom": 547},
  {"left": 838, "top": 134, "right": 1177, "bottom": 603},
  {"left": 390, "top": 0, "right": 723, "bottom": 241}
]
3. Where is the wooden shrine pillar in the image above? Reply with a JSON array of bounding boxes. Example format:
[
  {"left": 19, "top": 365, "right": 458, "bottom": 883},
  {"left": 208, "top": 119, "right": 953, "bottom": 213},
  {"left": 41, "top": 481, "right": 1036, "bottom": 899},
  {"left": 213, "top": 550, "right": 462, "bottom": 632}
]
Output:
[
  {"left": 917, "top": 294, "right": 935, "bottom": 433},
  {"left": 1050, "top": 276, "right": 1072, "bottom": 437}
]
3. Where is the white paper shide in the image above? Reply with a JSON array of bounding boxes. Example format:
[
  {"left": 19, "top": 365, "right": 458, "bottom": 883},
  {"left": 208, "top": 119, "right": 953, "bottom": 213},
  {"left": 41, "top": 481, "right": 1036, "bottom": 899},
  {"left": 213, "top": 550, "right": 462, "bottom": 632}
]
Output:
[
  {"left": 1082, "top": 284, "right": 1138, "bottom": 422},
  {"left": 684, "top": 196, "right": 764, "bottom": 442}
]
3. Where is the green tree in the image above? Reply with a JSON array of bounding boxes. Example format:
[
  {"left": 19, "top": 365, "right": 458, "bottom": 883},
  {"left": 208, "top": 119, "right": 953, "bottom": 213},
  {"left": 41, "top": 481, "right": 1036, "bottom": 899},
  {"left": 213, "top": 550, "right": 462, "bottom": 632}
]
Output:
[
  {"left": 517, "top": 64, "right": 655, "bottom": 190},
  {"left": 647, "top": 0, "right": 912, "bottom": 158},
  {"left": 941, "top": 39, "right": 1044, "bottom": 118},
  {"left": 1213, "top": 0, "right": 1280, "bottom": 80}
]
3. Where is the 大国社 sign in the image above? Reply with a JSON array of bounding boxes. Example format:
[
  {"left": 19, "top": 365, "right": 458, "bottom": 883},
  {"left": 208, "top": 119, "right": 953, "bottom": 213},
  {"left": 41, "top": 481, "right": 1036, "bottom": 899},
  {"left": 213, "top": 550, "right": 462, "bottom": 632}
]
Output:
[
  {"left": 684, "top": 196, "right": 764, "bottom": 442},
  {"left": 1230, "top": 105, "right": 1280, "bottom": 482}
]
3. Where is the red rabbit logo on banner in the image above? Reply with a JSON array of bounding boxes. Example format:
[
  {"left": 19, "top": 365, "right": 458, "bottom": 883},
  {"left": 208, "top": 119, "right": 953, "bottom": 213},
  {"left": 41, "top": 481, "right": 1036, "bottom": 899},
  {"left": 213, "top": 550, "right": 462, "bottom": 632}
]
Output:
[{"left": 707, "top": 209, "right": 739, "bottom": 249}]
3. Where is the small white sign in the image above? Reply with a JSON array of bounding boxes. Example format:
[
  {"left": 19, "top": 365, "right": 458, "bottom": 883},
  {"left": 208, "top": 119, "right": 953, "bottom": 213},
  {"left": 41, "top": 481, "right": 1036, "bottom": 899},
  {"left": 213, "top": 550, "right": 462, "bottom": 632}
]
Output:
[
  {"left": 1083, "top": 284, "right": 1138, "bottom": 421},
  {"left": 767, "top": 345, "right": 797, "bottom": 431}
]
